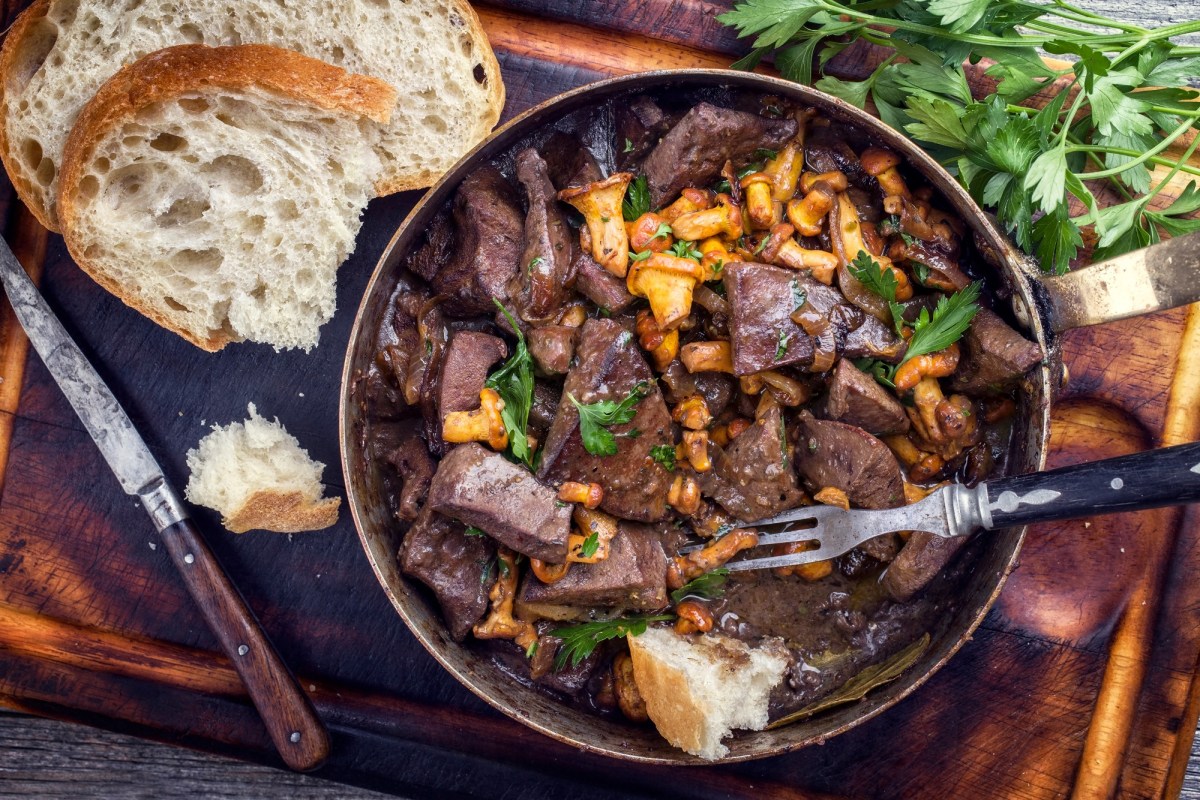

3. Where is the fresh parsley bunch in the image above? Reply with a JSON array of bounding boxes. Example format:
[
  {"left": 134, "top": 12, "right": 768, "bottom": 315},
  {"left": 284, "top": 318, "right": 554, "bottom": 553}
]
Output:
[{"left": 720, "top": 0, "right": 1200, "bottom": 274}]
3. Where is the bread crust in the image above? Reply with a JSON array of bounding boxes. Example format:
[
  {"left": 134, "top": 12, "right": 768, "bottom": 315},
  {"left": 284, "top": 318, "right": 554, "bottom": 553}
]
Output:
[
  {"left": 225, "top": 489, "right": 341, "bottom": 534},
  {"left": 0, "top": 0, "right": 503, "bottom": 229},
  {"left": 627, "top": 632, "right": 719, "bottom": 758},
  {"left": 0, "top": 0, "right": 59, "bottom": 231},
  {"left": 56, "top": 43, "right": 397, "bottom": 351}
]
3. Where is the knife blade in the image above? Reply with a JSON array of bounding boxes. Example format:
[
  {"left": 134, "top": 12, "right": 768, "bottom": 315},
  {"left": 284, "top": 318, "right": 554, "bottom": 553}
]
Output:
[{"left": 0, "top": 241, "right": 329, "bottom": 771}]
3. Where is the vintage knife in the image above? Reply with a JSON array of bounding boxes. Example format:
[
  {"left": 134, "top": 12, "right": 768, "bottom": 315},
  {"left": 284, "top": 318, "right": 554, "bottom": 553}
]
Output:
[{"left": 0, "top": 242, "right": 330, "bottom": 771}]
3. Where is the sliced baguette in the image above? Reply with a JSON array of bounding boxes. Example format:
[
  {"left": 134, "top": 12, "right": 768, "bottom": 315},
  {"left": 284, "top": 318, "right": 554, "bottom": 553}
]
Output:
[
  {"left": 185, "top": 403, "right": 340, "bottom": 533},
  {"left": 57, "top": 44, "right": 394, "bottom": 351},
  {"left": 627, "top": 627, "right": 790, "bottom": 760},
  {"left": 0, "top": 0, "right": 503, "bottom": 231}
]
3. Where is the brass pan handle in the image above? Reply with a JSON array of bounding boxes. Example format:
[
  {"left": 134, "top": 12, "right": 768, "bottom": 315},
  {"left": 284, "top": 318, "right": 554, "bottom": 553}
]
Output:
[{"left": 1021, "top": 231, "right": 1200, "bottom": 333}]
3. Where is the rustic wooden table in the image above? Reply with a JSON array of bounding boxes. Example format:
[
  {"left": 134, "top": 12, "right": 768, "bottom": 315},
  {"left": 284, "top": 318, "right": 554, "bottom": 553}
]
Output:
[{"left": 1, "top": 0, "right": 1198, "bottom": 798}]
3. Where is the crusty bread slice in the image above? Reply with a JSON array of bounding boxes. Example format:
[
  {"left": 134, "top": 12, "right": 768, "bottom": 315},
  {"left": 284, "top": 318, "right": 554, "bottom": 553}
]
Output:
[
  {"left": 57, "top": 44, "right": 394, "bottom": 351},
  {"left": 627, "top": 627, "right": 790, "bottom": 760},
  {"left": 185, "top": 404, "right": 340, "bottom": 533},
  {"left": 0, "top": 0, "right": 502, "bottom": 231}
]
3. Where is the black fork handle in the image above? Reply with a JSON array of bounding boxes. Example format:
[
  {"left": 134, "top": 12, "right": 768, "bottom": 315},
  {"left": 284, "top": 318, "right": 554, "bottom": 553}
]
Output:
[{"left": 983, "top": 442, "right": 1200, "bottom": 529}]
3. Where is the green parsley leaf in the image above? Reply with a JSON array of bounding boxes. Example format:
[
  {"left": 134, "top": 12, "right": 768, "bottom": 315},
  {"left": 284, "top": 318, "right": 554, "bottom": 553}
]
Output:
[
  {"left": 569, "top": 381, "right": 650, "bottom": 456},
  {"left": 847, "top": 250, "right": 899, "bottom": 302},
  {"left": 622, "top": 175, "right": 650, "bottom": 222},
  {"left": 623, "top": 138, "right": 635, "bottom": 153},
  {"left": 650, "top": 444, "right": 677, "bottom": 471},
  {"left": 911, "top": 262, "right": 932, "bottom": 287},
  {"left": 669, "top": 239, "right": 702, "bottom": 260},
  {"left": 902, "top": 282, "right": 982, "bottom": 364},
  {"left": 629, "top": 249, "right": 653, "bottom": 262},
  {"left": 550, "top": 614, "right": 675, "bottom": 670},
  {"left": 526, "top": 640, "right": 539, "bottom": 659},
  {"left": 579, "top": 531, "right": 600, "bottom": 559},
  {"left": 649, "top": 221, "right": 673, "bottom": 242},
  {"left": 791, "top": 276, "right": 807, "bottom": 311},
  {"left": 853, "top": 357, "right": 898, "bottom": 389},
  {"left": 465, "top": 526, "right": 487, "bottom": 537},
  {"left": 527, "top": 256, "right": 544, "bottom": 276},
  {"left": 479, "top": 556, "right": 496, "bottom": 586},
  {"left": 670, "top": 568, "right": 730, "bottom": 604},
  {"left": 775, "top": 329, "right": 790, "bottom": 360},
  {"left": 486, "top": 301, "right": 537, "bottom": 467}
]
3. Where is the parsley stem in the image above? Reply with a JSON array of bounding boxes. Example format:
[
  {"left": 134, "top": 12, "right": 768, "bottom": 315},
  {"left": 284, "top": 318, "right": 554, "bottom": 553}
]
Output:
[
  {"left": 1075, "top": 116, "right": 1200, "bottom": 180},
  {"left": 1043, "top": 0, "right": 1147, "bottom": 34},
  {"left": 1147, "top": 124, "right": 1200, "bottom": 197},
  {"left": 1063, "top": 147, "right": 1200, "bottom": 179}
]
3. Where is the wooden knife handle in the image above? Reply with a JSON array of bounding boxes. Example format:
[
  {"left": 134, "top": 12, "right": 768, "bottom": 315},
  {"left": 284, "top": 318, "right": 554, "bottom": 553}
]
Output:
[
  {"left": 158, "top": 518, "right": 330, "bottom": 771},
  {"left": 983, "top": 442, "right": 1200, "bottom": 529}
]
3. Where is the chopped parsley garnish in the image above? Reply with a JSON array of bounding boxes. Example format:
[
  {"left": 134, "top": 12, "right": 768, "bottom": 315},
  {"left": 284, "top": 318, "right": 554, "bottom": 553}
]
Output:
[
  {"left": 485, "top": 301, "right": 537, "bottom": 467},
  {"left": 912, "top": 262, "right": 932, "bottom": 287},
  {"left": 465, "top": 526, "right": 487, "bottom": 537},
  {"left": 579, "top": 531, "right": 600, "bottom": 559},
  {"left": 790, "top": 276, "right": 807, "bottom": 311},
  {"left": 623, "top": 138, "right": 635, "bottom": 153},
  {"left": 526, "top": 640, "right": 539, "bottom": 658},
  {"left": 622, "top": 175, "right": 650, "bottom": 222},
  {"left": 527, "top": 256, "right": 544, "bottom": 275},
  {"left": 650, "top": 444, "right": 677, "bottom": 471},
  {"left": 569, "top": 380, "right": 649, "bottom": 456},
  {"left": 847, "top": 250, "right": 899, "bottom": 302},
  {"left": 668, "top": 239, "right": 702, "bottom": 260},
  {"left": 550, "top": 614, "right": 675, "bottom": 670},
  {"left": 902, "top": 281, "right": 982, "bottom": 363},
  {"left": 670, "top": 568, "right": 730, "bottom": 604},
  {"left": 649, "top": 221, "right": 673, "bottom": 242},
  {"left": 629, "top": 249, "right": 653, "bottom": 262},
  {"left": 854, "top": 357, "right": 898, "bottom": 389},
  {"left": 775, "top": 329, "right": 790, "bottom": 360}
]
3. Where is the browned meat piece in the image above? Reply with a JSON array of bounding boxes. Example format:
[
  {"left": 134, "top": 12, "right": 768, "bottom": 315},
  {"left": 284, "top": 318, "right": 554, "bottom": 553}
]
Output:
[
  {"left": 643, "top": 102, "right": 798, "bottom": 207},
  {"left": 529, "top": 381, "right": 560, "bottom": 441},
  {"left": 615, "top": 94, "right": 675, "bottom": 169},
  {"left": 372, "top": 418, "right": 436, "bottom": 522},
  {"left": 400, "top": 505, "right": 494, "bottom": 641},
  {"left": 660, "top": 360, "right": 735, "bottom": 418},
  {"left": 538, "top": 319, "right": 673, "bottom": 522},
  {"left": 817, "top": 359, "right": 909, "bottom": 436},
  {"left": 437, "top": 331, "right": 507, "bottom": 422},
  {"left": 698, "top": 404, "right": 804, "bottom": 520},
  {"left": 843, "top": 316, "right": 906, "bottom": 363},
  {"left": 527, "top": 325, "right": 578, "bottom": 376},
  {"left": 414, "top": 166, "right": 524, "bottom": 317},
  {"left": 508, "top": 148, "right": 575, "bottom": 325},
  {"left": 805, "top": 125, "right": 869, "bottom": 187},
  {"left": 573, "top": 249, "right": 635, "bottom": 314},
  {"left": 794, "top": 411, "right": 905, "bottom": 510},
  {"left": 949, "top": 308, "right": 1042, "bottom": 394},
  {"left": 539, "top": 131, "right": 603, "bottom": 190},
  {"left": 795, "top": 271, "right": 907, "bottom": 363},
  {"left": 519, "top": 523, "right": 668, "bottom": 610},
  {"left": 881, "top": 532, "right": 970, "bottom": 602},
  {"left": 724, "top": 262, "right": 815, "bottom": 375},
  {"left": 429, "top": 443, "right": 571, "bottom": 563}
]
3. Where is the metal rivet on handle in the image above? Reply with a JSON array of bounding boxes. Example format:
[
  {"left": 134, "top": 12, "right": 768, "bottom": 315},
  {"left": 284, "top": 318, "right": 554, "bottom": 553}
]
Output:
[
  {"left": 1110, "top": 478, "right": 1124, "bottom": 489},
  {"left": 289, "top": 732, "right": 301, "bottom": 744},
  {"left": 237, "top": 644, "right": 249, "bottom": 656},
  {"left": 184, "top": 553, "right": 195, "bottom": 564}
]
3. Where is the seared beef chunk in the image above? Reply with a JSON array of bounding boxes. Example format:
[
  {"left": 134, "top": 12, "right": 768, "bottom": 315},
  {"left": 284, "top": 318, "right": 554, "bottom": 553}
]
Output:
[
  {"left": 363, "top": 351, "right": 407, "bottom": 419},
  {"left": 538, "top": 319, "right": 673, "bottom": 522},
  {"left": 529, "top": 382, "right": 560, "bottom": 439},
  {"left": 509, "top": 148, "right": 575, "bottom": 325},
  {"left": 881, "top": 532, "right": 969, "bottom": 602},
  {"left": 418, "top": 166, "right": 523, "bottom": 316},
  {"left": 400, "top": 505, "right": 494, "bottom": 641},
  {"left": 805, "top": 125, "right": 869, "bottom": 187},
  {"left": 699, "top": 404, "right": 804, "bottom": 520},
  {"left": 795, "top": 411, "right": 904, "bottom": 510},
  {"left": 429, "top": 443, "right": 571, "bottom": 563},
  {"left": 817, "top": 359, "right": 909, "bottom": 436},
  {"left": 643, "top": 103, "right": 798, "bottom": 207},
  {"left": 949, "top": 308, "right": 1042, "bottom": 394},
  {"left": 540, "top": 131, "right": 603, "bottom": 190},
  {"left": 661, "top": 360, "right": 735, "bottom": 418},
  {"left": 573, "top": 249, "right": 635, "bottom": 313},
  {"left": 796, "top": 271, "right": 907, "bottom": 363},
  {"left": 528, "top": 624, "right": 604, "bottom": 693},
  {"left": 616, "top": 95, "right": 675, "bottom": 169},
  {"left": 528, "top": 325, "right": 578, "bottom": 376},
  {"left": 725, "top": 262, "right": 815, "bottom": 375},
  {"left": 519, "top": 523, "right": 668, "bottom": 610},
  {"left": 406, "top": 210, "right": 454, "bottom": 285},
  {"left": 373, "top": 418, "right": 436, "bottom": 522},
  {"left": 438, "top": 331, "right": 507, "bottom": 421}
]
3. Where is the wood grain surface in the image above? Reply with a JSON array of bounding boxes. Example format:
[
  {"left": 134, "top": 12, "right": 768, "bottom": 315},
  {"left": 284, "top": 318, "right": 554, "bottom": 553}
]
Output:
[{"left": 1, "top": 0, "right": 1200, "bottom": 798}]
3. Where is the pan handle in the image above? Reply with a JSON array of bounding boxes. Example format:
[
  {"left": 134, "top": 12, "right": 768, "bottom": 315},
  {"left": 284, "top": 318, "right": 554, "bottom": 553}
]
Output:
[{"left": 1017, "top": 232, "right": 1200, "bottom": 333}]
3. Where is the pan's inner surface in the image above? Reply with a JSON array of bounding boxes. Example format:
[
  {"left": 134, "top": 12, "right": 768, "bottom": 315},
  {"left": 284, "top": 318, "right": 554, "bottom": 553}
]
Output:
[{"left": 340, "top": 70, "right": 1052, "bottom": 764}]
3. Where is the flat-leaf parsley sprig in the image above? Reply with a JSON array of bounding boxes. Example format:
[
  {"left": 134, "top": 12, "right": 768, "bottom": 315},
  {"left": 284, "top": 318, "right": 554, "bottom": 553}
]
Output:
[{"left": 719, "top": 0, "right": 1200, "bottom": 275}]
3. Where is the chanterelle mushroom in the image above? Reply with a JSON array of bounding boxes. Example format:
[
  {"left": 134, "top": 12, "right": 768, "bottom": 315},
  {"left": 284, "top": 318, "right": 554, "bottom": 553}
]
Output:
[
  {"left": 627, "top": 252, "right": 705, "bottom": 331},
  {"left": 559, "top": 173, "right": 634, "bottom": 277}
]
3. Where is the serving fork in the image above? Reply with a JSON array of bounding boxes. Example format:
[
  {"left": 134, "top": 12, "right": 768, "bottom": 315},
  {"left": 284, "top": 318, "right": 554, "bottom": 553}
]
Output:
[{"left": 696, "top": 442, "right": 1200, "bottom": 572}]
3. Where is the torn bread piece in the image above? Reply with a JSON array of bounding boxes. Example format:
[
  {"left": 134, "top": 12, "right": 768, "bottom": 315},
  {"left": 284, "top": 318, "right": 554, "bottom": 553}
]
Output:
[
  {"left": 627, "top": 627, "right": 789, "bottom": 760},
  {"left": 185, "top": 403, "right": 340, "bottom": 533},
  {"left": 0, "top": 0, "right": 503, "bottom": 230},
  {"left": 56, "top": 44, "right": 395, "bottom": 351}
]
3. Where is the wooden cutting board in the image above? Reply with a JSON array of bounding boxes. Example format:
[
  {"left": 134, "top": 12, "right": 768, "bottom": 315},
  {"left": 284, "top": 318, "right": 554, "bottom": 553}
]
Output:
[{"left": 1, "top": 2, "right": 1199, "bottom": 797}]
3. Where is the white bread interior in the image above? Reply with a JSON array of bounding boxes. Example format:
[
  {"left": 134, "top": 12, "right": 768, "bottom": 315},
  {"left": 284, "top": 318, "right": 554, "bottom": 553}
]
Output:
[
  {"left": 627, "top": 627, "right": 790, "bottom": 760},
  {"left": 56, "top": 44, "right": 394, "bottom": 351},
  {"left": 0, "top": 0, "right": 503, "bottom": 231},
  {"left": 185, "top": 403, "right": 340, "bottom": 533}
]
